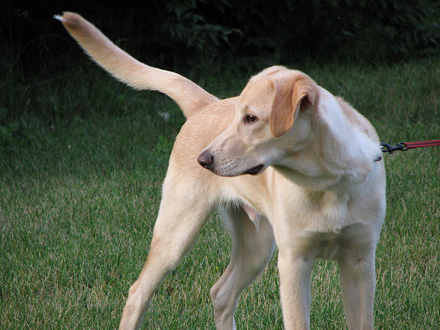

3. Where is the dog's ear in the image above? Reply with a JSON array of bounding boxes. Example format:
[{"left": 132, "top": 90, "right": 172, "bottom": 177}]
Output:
[{"left": 269, "top": 76, "right": 317, "bottom": 137}]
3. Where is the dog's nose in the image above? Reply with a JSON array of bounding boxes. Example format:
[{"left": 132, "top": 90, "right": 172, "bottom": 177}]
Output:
[{"left": 198, "top": 150, "right": 214, "bottom": 170}]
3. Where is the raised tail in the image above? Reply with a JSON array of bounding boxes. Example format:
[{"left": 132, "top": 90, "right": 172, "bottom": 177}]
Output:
[{"left": 55, "top": 12, "right": 218, "bottom": 118}]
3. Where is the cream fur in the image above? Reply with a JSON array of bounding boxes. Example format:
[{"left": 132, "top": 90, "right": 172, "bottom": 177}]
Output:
[{"left": 57, "top": 12, "right": 386, "bottom": 330}]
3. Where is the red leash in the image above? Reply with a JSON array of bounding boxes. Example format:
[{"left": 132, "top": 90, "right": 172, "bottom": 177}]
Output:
[
  {"left": 381, "top": 139, "right": 440, "bottom": 154},
  {"left": 404, "top": 139, "right": 440, "bottom": 150}
]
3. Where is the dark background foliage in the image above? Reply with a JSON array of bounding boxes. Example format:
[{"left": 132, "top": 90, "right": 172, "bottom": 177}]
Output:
[{"left": 2, "top": 0, "right": 440, "bottom": 71}]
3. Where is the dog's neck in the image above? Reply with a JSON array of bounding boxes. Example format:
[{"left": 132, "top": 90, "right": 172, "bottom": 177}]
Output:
[{"left": 274, "top": 89, "right": 381, "bottom": 192}]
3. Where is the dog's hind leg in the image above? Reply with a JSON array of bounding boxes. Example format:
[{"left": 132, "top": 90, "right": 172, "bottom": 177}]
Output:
[
  {"left": 211, "top": 206, "right": 275, "bottom": 330},
  {"left": 119, "top": 174, "right": 216, "bottom": 330}
]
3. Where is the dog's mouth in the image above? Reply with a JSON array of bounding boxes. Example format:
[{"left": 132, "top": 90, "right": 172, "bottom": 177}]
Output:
[{"left": 243, "top": 164, "right": 264, "bottom": 175}]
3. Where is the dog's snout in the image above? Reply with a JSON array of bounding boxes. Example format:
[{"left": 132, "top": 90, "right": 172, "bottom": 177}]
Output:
[{"left": 198, "top": 150, "right": 214, "bottom": 170}]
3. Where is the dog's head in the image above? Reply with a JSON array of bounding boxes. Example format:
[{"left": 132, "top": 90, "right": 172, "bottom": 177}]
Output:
[{"left": 198, "top": 66, "right": 318, "bottom": 177}]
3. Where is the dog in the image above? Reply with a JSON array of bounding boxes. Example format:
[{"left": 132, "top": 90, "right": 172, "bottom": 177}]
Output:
[{"left": 56, "top": 12, "right": 386, "bottom": 330}]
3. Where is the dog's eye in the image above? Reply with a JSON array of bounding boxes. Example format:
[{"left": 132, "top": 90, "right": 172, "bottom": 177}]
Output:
[{"left": 244, "top": 114, "right": 258, "bottom": 124}]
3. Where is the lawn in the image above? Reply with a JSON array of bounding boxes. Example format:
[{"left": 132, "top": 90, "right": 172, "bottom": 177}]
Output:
[{"left": 1, "top": 58, "right": 439, "bottom": 329}]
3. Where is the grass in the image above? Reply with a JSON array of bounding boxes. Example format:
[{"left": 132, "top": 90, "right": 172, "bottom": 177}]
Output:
[{"left": 1, "top": 57, "right": 440, "bottom": 329}]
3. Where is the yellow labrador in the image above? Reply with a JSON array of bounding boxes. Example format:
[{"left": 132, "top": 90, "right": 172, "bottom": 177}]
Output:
[{"left": 56, "top": 13, "right": 386, "bottom": 330}]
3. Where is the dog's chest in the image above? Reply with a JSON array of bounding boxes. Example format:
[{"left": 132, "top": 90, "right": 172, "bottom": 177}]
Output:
[
  {"left": 292, "top": 189, "right": 356, "bottom": 233},
  {"left": 281, "top": 189, "right": 370, "bottom": 260}
]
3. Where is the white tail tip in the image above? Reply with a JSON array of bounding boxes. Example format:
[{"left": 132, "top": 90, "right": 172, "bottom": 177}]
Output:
[{"left": 53, "top": 14, "right": 66, "bottom": 22}]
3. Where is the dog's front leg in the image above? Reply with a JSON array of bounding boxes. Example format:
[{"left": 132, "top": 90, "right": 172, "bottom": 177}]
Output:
[
  {"left": 119, "top": 176, "right": 215, "bottom": 330},
  {"left": 337, "top": 248, "right": 376, "bottom": 330},
  {"left": 277, "top": 249, "right": 314, "bottom": 330}
]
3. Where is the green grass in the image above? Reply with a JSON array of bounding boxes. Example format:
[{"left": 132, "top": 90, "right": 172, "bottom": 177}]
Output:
[{"left": 1, "top": 58, "right": 440, "bottom": 329}]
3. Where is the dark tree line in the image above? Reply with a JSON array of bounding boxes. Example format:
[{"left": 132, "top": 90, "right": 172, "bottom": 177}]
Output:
[{"left": 2, "top": 0, "right": 440, "bottom": 71}]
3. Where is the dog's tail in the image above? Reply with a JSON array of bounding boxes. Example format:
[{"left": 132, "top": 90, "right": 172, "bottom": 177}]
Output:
[{"left": 55, "top": 12, "right": 218, "bottom": 118}]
